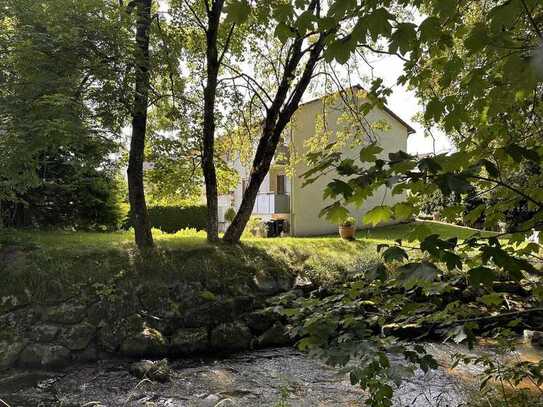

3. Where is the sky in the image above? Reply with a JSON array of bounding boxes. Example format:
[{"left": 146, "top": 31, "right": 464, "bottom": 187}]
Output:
[{"left": 366, "top": 54, "right": 454, "bottom": 155}]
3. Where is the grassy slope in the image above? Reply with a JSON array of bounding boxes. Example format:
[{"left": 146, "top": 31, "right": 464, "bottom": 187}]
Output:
[{"left": 0, "top": 221, "right": 485, "bottom": 304}]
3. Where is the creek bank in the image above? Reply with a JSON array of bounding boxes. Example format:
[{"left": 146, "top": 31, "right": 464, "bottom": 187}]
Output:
[{"left": 0, "top": 264, "right": 302, "bottom": 370}]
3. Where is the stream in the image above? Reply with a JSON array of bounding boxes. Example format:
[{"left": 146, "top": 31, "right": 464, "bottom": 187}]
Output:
[{"left": 1, "top": 343, "right": 542, "bottom": 407}]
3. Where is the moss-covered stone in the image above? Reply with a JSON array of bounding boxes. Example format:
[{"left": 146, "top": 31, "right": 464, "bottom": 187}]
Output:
[
  {"left": 32, "top": 325, "right": 60, "bottom": 343},
  {"left": 210, "top": 321, "right": 253, "bottom": 352},
  {"left": 257, "top": 322, "right": 291, "bottom": 348},
  {"left": 45, "top": 303, "right": 87, "bottom": 324},
  {"left": 60, "top": 323, "right": 96, "bottom": 351},
  {"left": 18, "top": 344, "right": 71, "bottom": 368},
  {"left": 170, "top": 327, "right": 208, "bottom": 355},
  {"left": 0, "top": 341, "right": 24, "bottom": 369},
  {"left": 120, "top": 327, "right": 167, "bottom": 357}
]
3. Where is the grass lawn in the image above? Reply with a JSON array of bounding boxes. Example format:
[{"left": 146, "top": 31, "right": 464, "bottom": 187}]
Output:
[
  {"left": 0, "top": 220, "right": 488, "bottom": 250},
  {"left": 0, "top": 221, "right": 491, "bottom": 304}
]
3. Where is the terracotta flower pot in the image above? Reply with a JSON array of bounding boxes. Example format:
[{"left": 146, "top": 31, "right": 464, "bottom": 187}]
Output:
[{"left": 339, "top": 225, "right": 356, "bottom": 240}]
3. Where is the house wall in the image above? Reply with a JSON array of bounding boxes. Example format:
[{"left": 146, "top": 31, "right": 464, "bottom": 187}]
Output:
[{"left": 290, "top": 97, "right": 409, "bottom": 236}]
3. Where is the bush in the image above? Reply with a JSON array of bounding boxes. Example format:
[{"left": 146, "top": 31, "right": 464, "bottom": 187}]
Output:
[
  {"left": 123, "top": 205, "right": 207, "bottom": 233},
  {"left": 224, "top": 207, "right": 236, "bottom": 223}
]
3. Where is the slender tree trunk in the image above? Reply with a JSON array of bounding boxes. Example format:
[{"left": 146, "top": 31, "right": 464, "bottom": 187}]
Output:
[
  {"left": 202, "top": 0, "right": 224, "bottom": 242},
  {"left": 127, "top": 0, "right": 154, "bottom": 249},
  {"left": 223, "top": 36, "right": 326, "bottom": 243}
]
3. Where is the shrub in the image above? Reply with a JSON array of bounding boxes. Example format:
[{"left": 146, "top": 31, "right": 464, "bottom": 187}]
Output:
[
  {"left": 341, "top": 216, "right": 356, "bottom": 227},
  {"left": 123, "top": 205, "right": 207, "bottom": 233},
  {"left": 224, "top": 207, "right": 236, "bottom": 223}
]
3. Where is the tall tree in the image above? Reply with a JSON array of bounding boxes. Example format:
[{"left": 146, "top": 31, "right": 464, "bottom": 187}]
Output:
[
  {"left": 201, "top": 0, "right": 226, "bottom": 242},
  {"left": 127, "top": 0, "right": 154, "bottom": 249},
  {"left": 223, "top": 0, "right": 411, "bottom": 242},
  {"left": 0, "top": 0, "right": 132, "bottom": 228}
]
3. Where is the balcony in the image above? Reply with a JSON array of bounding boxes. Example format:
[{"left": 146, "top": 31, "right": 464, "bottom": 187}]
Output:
[{"left": 254, "top": 193, "right": 290, "bottom": 214}]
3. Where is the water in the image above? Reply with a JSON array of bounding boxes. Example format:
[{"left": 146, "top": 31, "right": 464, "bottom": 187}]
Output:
[{"left": 1, "top": 344, "right": 541, "bottom": 406}]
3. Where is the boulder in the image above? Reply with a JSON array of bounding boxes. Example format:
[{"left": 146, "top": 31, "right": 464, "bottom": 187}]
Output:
[
  {"left": 19, "top": 344, "right": 71, "bottom": 368},
  {"left": 170, "top": 327, "right": 209, "bottom": 355},
  {"left": 210, "top": 321, "right": 252, "bottom": 352},
  {"left": 120, "top": 327, "right": 167, "bottom": 357},
  {"left": 253, "top": 270, "right": 293, "bottom": 295},
  {"left": 0, "top": 341, "right": 24, "bottom": 369},
  {"left": 46, "top": 303, "right": 86, "bottom": 324},
  {"left": 60, "top": 323, "right": 96, "bottom": 351},
  {"left": 524, "top": 330, "right": 543, "bottom": 348},
  {"left": 32, "top": 325, "right": 60, "bottom": 343},
  {"left": 243, "top": 308, "right": 282, "bottom": 334},
  {"left": 129, "top": 359, "right": 171, "bottom": 383},
  {"left": 257, "top": 323, "right": 291, "bottom": 348}
]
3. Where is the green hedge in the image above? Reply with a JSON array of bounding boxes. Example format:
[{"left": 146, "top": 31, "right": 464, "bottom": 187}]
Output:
[{"left": 123, "top": 205, "right": 207, "bottom": 233}]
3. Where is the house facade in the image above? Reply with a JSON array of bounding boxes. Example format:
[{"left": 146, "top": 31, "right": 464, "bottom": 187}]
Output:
[{"left": 218, "top": 86, "right": 415, "bottom": 236}]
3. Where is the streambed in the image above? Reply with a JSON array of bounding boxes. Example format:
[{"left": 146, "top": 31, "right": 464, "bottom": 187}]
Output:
[{"left": 1, "top": 343, "right": 541, "bottom": 407}]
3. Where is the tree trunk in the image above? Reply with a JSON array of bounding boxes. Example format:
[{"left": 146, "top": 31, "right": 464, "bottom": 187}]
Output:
[
  {"left": 223, "top": 36, "right": 326, "bottom": 243},
  {"left": 201, "top": 0, "right": 224, "bottom": 242},
  {"left": 127, "top": 0, "right": 154, "bottom": 249}
]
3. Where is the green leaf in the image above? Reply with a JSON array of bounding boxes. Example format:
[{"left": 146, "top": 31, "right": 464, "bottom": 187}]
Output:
[
  {"left": 224, "top": 0, "right": 251, "bottom": 24},
  {"left": 397, "top": 262, "right": 439, "bottom": 289},
  {"left": 320, "top": 201, "right": 350, "bottom": 224},
  {"left": 324, "top": 179, "right": 353, "bottom": 200},
  {"left": 464, "top": 204, "right": 485, "bottom": 226},
  {"left": 468, "top": 266, "right": 497, "bottom": 287},
  {"left": 363, "top": 206, "right": 393, "bottom": 226},
  {"left": 393, "top": 203, "right": 414, "bottom": 221},
  {"left": 359, "top": 144, "right": 383, "bottom": 162},
  {"left": 419, "top": 17, "right": 442, "bottom": 42},
  {"left": 274, "top": 22, "right": 293, "bottom": 43},
  {"left": 480, "top": 293, "right": 503, "bottom": 307},
  {"left": 382, "top": 246, "right": 408, "bottom": 263},
  {"left": 389, "top": 23, "right": 417, "bottom": 55},
  {"left": 364, "top": 8, "right": 394, "bottom": 42},
  {"left": 464, "top": 23, "right": 488, "bottom": 53}
]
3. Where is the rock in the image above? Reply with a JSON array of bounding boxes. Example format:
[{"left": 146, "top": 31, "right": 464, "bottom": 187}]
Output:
[
  {"left": 60, "top": 323, "right": 96, "bottom": 351},
  {"left": 19, "top": 344, "right": 71, "bottom": 368},
  {"left": 97, "top": 314, "right": 144, "bottom": 353},
  {"left": 129, "top": 359, "right": 171, "bottom": 383},
  {"left": 243, "top": 308, "right": 282, "bottom": 334},
  {"left": 257, "top": 322, "right": 291, "bottom": 347},
  {"left": 293, "top": 275, "right": 315, "bottom": 292},
  {"left": 0, "top": 341, "right": 24, "bottom": 369},
  {"left": 46, "top": 303, "right": 86, "bottom": 324},
  {"left": 253, "top": 270, "right": 293, "bottom": 295},
  {"left": 32, "top": 325, "right": 60, "bottom": 343},
  {"left": 524, "top": 330, "right": 543, "bottom": 348},
  {"left": 210, "top": 321, "right": 252, "bottom": 352},
  {"left": 201, "top": 394, "right": 221, "bottom": 407},
  {"left": 170, "top": 327, "right": 208, "bottom": 355},
  {"left": 120, "top": 327, "right": 167, "bottom": 357}
]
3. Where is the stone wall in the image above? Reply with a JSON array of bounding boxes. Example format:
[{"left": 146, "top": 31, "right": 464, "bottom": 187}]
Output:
[{"left": 0, "top": 270, "right": 307, "bottom": 370}]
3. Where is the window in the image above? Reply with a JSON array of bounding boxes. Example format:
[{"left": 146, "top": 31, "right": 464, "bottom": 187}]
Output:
[{"left": 277, "top": 175, "right": 286, "bottom": 194}]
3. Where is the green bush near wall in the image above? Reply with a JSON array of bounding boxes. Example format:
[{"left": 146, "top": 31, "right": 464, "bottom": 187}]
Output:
[{"left": 124, "top": 205, "right": 207, "bottom": 233}]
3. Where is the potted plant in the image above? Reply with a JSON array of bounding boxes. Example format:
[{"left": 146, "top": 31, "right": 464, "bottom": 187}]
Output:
[{"left": 339, "top": 216, "right": 356, "bottom": 240}]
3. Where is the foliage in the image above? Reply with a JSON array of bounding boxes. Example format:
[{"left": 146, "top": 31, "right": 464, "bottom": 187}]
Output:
[
  {"left": 0, "top": 0, "right": 132, "bottom": 203},
  {"left": 1, "top": 159, "right": 125, "bottom": 231},
  {"left": 123, "top": 205, "right": 208, "bottom": 233},
  {"left": 225, "top": 207, "right": 237, "bottom": 223},
  {"left": 341, "top": 216, "right": 356, "bottom": 227}
]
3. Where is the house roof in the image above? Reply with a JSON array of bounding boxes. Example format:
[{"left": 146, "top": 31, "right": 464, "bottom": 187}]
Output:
[{"left": 298, "top": 84, "right": 416, "bottom": 135}]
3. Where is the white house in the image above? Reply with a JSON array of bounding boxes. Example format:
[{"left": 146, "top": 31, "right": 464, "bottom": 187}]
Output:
[{"left": 218, "top": 85, "right": 415, "bottom": 236}]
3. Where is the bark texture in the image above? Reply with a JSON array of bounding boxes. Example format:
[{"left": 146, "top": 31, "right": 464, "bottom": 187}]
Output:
[
  {"left": 127, "top": 0, "right": 154, "bottom": 249},
  {"left": 202, "top": 0, "right": 225, "bottom": 242}
]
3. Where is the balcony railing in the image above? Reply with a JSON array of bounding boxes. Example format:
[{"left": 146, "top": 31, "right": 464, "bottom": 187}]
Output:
[{"left": 254, "top": 193, "right": 290, "bottom": 214}]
